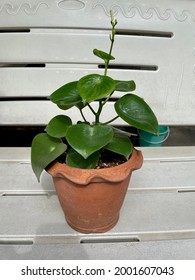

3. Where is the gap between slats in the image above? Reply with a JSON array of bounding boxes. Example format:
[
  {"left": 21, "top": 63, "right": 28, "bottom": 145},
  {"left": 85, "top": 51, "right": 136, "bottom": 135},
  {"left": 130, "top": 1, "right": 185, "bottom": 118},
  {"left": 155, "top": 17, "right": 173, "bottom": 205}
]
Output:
[
  {"left": 0, "top": 62, "right": 158, "bottom": 71},
  {"left": 0, "top": 28, "right": 173, "bottom": 38},
  {"left": 0, "top": 191, "right": 53, "bottom": 197}
]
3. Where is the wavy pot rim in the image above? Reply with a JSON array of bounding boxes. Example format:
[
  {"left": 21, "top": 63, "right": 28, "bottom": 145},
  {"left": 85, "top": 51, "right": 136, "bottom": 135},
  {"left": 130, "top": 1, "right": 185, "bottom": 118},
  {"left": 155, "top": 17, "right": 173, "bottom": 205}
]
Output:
[{"left": 46, "top": 148, "right": 143, "bottom": 185}]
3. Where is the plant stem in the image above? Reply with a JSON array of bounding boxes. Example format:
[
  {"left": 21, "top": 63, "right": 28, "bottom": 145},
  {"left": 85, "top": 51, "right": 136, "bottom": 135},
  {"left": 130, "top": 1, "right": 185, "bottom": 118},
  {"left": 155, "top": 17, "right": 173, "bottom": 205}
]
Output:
[
  {"left": 87, "top": 103, "right": 97, "bottom": 116},
  {"left": 104, "top": 10, "right": 117, "bottom": 76},
  {"left": 102, "top": 91, "right": 114, "bottom": 106},
  {"left": 95, "top": 100, "right": 103, "bottom": 124},
  {"left": 96, "top": 10, "right": 117, "bottom": 124},
  {"left": 79, "top": 109, "right": 87, "bottom": 122},
  {"left": 102, "top": 115, "right": 119, "bottom": 125}
]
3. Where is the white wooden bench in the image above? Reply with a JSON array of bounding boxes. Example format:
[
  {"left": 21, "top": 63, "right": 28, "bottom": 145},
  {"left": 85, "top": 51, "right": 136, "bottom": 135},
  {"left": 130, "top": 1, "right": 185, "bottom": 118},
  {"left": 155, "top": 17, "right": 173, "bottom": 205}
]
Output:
[{"left": 0, "top": 0, "right": 195, "bottom": 259}]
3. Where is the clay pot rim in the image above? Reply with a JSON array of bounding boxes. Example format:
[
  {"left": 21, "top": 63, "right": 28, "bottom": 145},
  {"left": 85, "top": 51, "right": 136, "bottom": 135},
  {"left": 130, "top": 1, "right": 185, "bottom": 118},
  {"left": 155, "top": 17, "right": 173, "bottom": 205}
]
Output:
[{"left": 46, "top": 148, "right": 143, "bottom": 185}]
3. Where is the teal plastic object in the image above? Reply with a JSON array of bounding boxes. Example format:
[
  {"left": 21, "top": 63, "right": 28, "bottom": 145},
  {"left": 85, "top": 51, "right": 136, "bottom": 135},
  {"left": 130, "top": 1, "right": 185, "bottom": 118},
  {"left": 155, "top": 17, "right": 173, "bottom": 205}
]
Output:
[{"left": 138, "top": 126, "right": 170, "bottom": 147}]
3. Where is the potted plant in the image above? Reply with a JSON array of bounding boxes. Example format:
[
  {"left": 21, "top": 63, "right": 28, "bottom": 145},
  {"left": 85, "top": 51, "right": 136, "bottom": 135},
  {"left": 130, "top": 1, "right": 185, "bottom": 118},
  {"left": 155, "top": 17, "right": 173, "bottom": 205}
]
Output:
[{"left": 31, "top": 12, "right": 158, "bottom": 233}]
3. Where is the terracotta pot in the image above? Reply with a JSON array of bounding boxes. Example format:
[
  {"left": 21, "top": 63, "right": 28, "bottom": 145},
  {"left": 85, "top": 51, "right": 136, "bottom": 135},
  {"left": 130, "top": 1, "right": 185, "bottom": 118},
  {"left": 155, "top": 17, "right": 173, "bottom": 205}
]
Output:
[{"left": 46, "top": 148, "right": 143, "bottom": 233}]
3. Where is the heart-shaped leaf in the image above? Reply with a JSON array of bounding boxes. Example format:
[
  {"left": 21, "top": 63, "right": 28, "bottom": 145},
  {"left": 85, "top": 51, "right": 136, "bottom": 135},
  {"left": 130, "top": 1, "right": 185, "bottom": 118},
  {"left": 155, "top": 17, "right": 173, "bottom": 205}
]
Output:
[
  {"left": 105, "top": 131, "right": 133, "bottom": 159},
  {"left": 45, "top": 115, "right": 72, "bottom": 138},
  {"left": 31, "top": 133, "right": 67, "bottom": 181},
  {"left": 115, "top": 80, "right": 136, "bottom": 92},
  {"left": 49, "top": 81, "right": 83, "bottom": 109},
  {"left": 115, "top": 94, "right": 158, "bottom": 134},
  {"left": 66, "top": 123, "right": 114, "bottom": 159},
  {"left": 77, "top": 74, "right": 115, "bottom": 102},
  {"left": 93, "top": 48, "right": 115, "bottom": 61},
  {"left": 66, "top": 148, "right": 100, "bottom": 169}
]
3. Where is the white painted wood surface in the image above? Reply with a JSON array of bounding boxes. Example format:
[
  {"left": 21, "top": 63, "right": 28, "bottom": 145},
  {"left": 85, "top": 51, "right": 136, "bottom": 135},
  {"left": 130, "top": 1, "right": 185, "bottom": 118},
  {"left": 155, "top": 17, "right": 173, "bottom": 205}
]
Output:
[{"left": 0, "top": 0, "right": 195, "bottom": 259}]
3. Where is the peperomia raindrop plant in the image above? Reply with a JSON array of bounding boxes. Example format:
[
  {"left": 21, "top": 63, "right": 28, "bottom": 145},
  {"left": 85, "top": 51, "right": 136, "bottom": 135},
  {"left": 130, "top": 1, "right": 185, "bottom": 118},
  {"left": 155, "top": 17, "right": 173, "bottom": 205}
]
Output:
[{"left": 31, "top": 11, "right": 158, "bottom": 181}]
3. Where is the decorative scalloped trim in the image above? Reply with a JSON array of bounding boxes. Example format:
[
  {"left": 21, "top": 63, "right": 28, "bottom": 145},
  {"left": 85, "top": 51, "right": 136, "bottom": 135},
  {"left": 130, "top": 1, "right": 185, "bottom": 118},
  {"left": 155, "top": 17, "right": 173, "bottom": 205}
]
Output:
[
  {"left": 0, "top": 2, "right": 49, "bottom": 15},
  {"left": 93, "top": 1, "right": 195, "bottom": 22}
]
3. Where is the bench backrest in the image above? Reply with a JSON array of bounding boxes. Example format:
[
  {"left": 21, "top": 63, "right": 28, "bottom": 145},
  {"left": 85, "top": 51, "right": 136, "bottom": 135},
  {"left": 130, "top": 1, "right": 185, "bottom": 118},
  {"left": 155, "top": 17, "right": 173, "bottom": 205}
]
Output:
[{"left": 0, "top": 0, "right": 194, "bottom": 131}]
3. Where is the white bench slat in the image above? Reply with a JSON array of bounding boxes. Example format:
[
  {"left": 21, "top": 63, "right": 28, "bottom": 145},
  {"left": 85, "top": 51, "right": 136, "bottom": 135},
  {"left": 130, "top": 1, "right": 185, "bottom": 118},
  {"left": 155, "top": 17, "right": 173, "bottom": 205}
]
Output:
[
  {"left": 1, "top": 161, "right": 195, "bottom": 192},
  {"left": 1, "top": 239, "right": 195, "bottom": 260},
  {"left": 0, "top": 189, "right": 195, "bottom": 241},
  {"left": 0, "top": 30, "right": 184, "bottom": 64},
  {"left": 0, "top": 66, "right": 157, "bottom": 97},
  {"left": 1, "top": 100, "right": 194, "bottom": 126},
  {"left": 1, "top": 23, "right": 194, "bottom": 126},
  {"left": 1, "top": 147, "right": 195, "bottom": 162},
  {"left": 0, "top": 0, "right": 194, "bottom": 29},
  {"left": 1, "top": 63, "right": 194, "bottom": 123},
  {"left": 0, "top": 101, "right": 116, "bottom": 126},
  {"left": 0, "top": 147, "right": 195, "bottom": 192},
  {"left": 0, "top": 0, "right": 194, "bottom": 28}
]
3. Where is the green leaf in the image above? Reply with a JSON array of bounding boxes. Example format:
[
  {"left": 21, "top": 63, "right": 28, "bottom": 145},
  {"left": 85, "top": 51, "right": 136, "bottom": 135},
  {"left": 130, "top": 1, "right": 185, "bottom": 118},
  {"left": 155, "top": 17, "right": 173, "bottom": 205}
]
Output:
[
  {"left": 105, "top": 131, "right": 133, "bottom": 159},
  {"left": 93, "top": 48, "right": 115, "bottom": 61},
  {"left": 45, "top": 115, "right": 72, "bottom": 138},
  {"left": 49, "top": 81, "right": 83, "bottom": 109},
  {"left": 66, "top": 123, "right": 114, "bottom": 159},
  {"left": 115, "top": 80, "right": 136, "bottom": 92},
  {"left": 115, "top": 94, "right": 159, "bottom": 134},
  {"left": 31, "top": 133, "right": 67, "bottom": 182},
  {"left": 77, "top": 74, "right": 115, "bottom": 102},
  {"left": 66, "top": 149, "right": 100, "bottom": 169}
]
